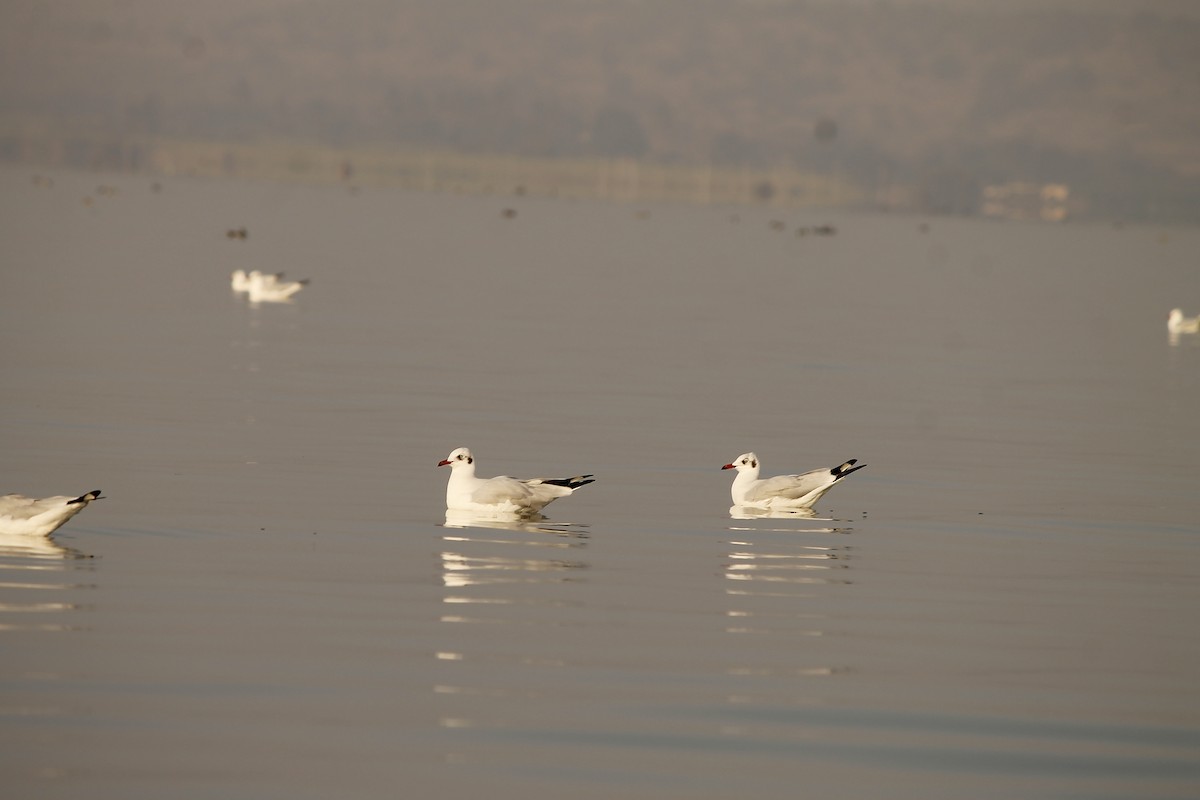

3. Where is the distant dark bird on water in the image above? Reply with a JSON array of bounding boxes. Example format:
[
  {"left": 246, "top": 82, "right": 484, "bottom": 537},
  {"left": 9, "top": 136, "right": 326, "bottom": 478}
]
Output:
[
  {"left": 501, "top": 208, "right": 517, "bottom": 219},
  {"left": 226, "top": 227, "right": 248, "bottom": 240}
]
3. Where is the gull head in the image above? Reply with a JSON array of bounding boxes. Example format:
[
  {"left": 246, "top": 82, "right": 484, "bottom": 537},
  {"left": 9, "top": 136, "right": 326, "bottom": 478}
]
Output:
[
  {"left": 438, "top": 447, "right": 474, "bottom": 468},
  {"left": 721, "top": 452, "right": 759, "bottom": 472}
]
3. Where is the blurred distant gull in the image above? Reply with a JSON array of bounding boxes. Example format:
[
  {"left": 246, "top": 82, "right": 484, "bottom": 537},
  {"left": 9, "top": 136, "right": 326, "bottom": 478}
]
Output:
[
  {"left": 231, "top": 269, "right": 254, "bottom": 292},
  {"left": 1167, "top": 308, "right": 1200, "bottom": 335},
  {"left": 438, "top": 447, "right": 594, "bottom": 517},
  {"left": 0, "top": 490, "right": 104, "bottom": 537},
  {"left": 231, "top": 270, "right": 309, "bottom": 303},
  {"left": 249, "top": 275, "right": 308, "bottom": 303},
  {"left": 722, "top": 452, "right": 864, "bottom": 510}
]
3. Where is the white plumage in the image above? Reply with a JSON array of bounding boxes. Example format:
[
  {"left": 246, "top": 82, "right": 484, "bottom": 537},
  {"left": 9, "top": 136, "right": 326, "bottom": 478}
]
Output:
[
  {"left": 0, "top": 490, "right": 103, "bottom": 536},
  {"left": 231, "top": 269, "right": 255, "bottom": 292},
  {"left": 1167, "top": 308, "right": 1200, "bottom": 335},
  {"left": 722, "top": 452, "right": 864, "bottom": 510},
  {"left": 438, "top": 447, "right": 594, "bottom": 517},
  {"left": 231, "top": 270, "right": 309, "bottom": 303}
]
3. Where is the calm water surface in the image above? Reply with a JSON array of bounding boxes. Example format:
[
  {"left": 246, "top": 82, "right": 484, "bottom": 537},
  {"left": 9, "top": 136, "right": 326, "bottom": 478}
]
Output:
[{"left": 2, "top": 166, "right": 1199, "bottom": 798}]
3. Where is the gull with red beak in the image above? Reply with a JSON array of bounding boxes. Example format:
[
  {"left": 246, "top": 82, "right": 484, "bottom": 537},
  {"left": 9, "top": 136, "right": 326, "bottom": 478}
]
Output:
[
  {"left": 438, "top": 447, "right": 594, "bottom": 517},
  {"left": 722, "top": 452, "right": 863, "bottom": 510}
]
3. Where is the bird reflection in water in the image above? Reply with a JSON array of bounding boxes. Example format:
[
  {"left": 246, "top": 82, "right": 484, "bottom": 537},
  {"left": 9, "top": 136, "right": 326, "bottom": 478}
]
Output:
[
  {"left": 442, "top": 508, "right": 589, "bottom": 538},
  {"left": 0, "top": 533, "right": 94, "bottom": 634},
  {"left": 438, "top": 510, "right": 590, "bottom": 594},
  {"left": 438, "top": 550, "right": 589, "bottom": 591},
  {"left": 723, "top": 514, "right": 855, "bottom": 590},
  {"left": 433, "top": 510, "right": 590, "bottom": 732},
  {"left": 721, "top": 515, "right": 854, "bottom": 685},
  {"left": 0, "top": 531, "right": 92, "bottom": 561},
  {"left": 729, "top": 505, "right": 818, "bottom": 520},
  {"left": 723, "top": 543, "right": 851, "bottom": 588}
]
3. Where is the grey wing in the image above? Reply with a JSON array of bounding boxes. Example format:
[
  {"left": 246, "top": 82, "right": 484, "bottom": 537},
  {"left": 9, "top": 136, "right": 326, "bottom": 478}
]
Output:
[
  {"left": 0, "top": 494, "right": 65, "bottom": 520},
  {"left": 745, "top": 470, "right": 831, "bottom": 501},
  {"left": 520, "top": 479, "right": 573, "bottom": 505},
  {"left": 470, "top": 476, "right": 535, "bottom": 505}
]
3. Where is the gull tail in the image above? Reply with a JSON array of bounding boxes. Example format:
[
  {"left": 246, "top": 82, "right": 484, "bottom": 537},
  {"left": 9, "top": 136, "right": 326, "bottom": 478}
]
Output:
[
  {"left": 831, "top": 460, "right": 866, "bottom": 480},
  {"left": 542, "top": 475, "right": 595, "bottom": 490}
]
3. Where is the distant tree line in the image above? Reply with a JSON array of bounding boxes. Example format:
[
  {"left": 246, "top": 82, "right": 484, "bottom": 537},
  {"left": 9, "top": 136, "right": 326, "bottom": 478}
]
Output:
[{"left": 4, "top": 0, "right": 1199, "bottom": 221}]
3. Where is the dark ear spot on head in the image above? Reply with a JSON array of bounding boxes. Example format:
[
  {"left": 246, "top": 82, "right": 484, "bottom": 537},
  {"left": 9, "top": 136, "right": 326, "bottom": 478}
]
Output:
[
  {"left": 467, "top": 456, "right": 473, "bottom": 464},
  {"left": 751, "top": 459, "right": 757, "bottom": 468}
]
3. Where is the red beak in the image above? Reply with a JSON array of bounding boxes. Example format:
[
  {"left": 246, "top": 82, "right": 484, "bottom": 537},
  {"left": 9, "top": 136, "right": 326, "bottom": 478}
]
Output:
[
  {"left": 437, "top": 459, "right": 452, "bottom": 467},
  {"left": 721, "top": 463, "right": 735, "bottom": 470}
]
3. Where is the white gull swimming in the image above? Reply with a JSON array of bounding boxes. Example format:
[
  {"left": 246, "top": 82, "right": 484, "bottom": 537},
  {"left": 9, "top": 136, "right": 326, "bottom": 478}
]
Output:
[
  {"left": 231, "top": 269, "right": 255, "bottom": 292},
  {"left": 231, "top": 270, "right": 310, "bottom": 303},
  {"left": 722, "top": 452, "right": 864, "bottom": 510},
  {"left": 1167, "top": 308, "right": 1200, "bottom": 334},
  {"left": 438, "top": 447, "right": 594, "bottom": 517},
  {"left": 0, "top": 490, "right": 104, "bottom": 536}
]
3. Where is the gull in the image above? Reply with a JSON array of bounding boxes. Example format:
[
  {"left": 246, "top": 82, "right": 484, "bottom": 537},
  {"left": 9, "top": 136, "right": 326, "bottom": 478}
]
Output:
[
  {"left": 230, "top": 269, "right": 263, "bottom": 292},
  {"left": 438, "top": 447, "right": 594, "bottom": 517},
  {"left": 0, "top": 490, "right": 104, "bottom": 537},
  {"left": 231, "top": 269, "right": 255, "bottom": 292},
  {"left": 231, "top": 270, "right": 310, "bottom": 303},
  {"left": 247, "top": 274, "right": 308, "bottom": 303},
  {"left": 1167, "top": 308, "right": 1200, "bottom": 335},
  {"left": 722, "top": 452, "right": 864, "bottom": 510}
]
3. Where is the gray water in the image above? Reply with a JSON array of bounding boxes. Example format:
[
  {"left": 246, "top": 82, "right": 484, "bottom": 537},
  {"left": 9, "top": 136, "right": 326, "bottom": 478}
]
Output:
[{"left": 2, "top": 166, "right": 1198, "bottom": 799}]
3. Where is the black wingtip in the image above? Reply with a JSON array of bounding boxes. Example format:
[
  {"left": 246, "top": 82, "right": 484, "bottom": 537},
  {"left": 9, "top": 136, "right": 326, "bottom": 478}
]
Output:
[
  {"left": 542, "top": 475, "right": 595, "bottom": 490},
  {"left": 68, "top": 490, "right": 103, "bottom": 505}
]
